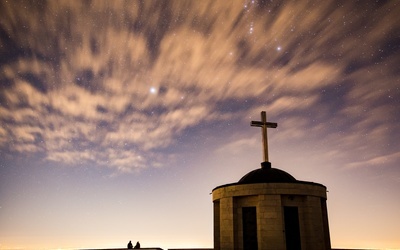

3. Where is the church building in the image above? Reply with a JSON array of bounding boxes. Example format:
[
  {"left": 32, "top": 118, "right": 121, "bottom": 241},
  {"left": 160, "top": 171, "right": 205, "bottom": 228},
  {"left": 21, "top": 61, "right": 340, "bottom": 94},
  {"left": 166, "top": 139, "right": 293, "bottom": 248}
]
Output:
[{"left": 212, "top": 111, "right": 331, "bottom": 250}]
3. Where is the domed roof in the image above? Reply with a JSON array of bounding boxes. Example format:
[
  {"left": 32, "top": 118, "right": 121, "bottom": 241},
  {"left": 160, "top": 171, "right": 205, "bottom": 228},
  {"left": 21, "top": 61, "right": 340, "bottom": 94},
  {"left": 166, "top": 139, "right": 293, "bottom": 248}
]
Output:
[{"left": 238, "top": 162, "right": 297, "bottom": 184}]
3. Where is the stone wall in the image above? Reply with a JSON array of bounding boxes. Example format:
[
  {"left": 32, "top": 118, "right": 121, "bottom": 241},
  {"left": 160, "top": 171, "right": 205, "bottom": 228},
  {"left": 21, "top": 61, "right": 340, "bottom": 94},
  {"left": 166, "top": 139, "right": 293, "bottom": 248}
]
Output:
[{"left": 212, "top": 182, "right": 330, "bottom": 250}]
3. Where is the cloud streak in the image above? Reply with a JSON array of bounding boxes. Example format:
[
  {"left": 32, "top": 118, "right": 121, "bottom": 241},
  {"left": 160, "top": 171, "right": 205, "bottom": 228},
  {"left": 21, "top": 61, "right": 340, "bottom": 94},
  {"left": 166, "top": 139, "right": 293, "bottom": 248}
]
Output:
[{"left": 0, "top": 0, "right": 399, "bottom": 172}]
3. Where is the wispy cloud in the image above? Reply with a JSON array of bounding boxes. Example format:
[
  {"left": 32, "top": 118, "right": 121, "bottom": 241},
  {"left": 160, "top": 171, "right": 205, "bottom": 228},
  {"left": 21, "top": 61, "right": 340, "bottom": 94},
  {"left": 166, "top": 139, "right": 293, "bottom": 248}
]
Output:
[
  {"left": 346, "top": 151, "right": 400, "bottom": 169},
  {"left": 0, "top": 1, "right": 398, "bottom": 172}
]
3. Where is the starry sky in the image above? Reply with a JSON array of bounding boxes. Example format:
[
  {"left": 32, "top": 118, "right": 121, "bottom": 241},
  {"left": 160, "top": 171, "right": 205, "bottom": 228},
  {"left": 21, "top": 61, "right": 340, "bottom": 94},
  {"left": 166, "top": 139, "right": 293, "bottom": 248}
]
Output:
[{"left": 0, "top": 1, "right": 399, "bottom": 249}]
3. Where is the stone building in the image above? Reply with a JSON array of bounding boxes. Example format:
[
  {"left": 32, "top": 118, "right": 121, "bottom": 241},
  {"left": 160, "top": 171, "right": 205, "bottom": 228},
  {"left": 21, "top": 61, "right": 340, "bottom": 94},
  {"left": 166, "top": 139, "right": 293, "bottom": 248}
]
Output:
[{"left": 212, "top": 111, "right": 331, "bottom": 250}]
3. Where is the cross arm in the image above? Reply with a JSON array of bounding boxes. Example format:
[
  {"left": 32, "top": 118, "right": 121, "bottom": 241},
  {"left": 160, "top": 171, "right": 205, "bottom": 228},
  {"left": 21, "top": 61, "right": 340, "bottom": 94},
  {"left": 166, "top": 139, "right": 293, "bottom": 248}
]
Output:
[{"left": 250, "top": 121, "right": 278, "bottom": 128}]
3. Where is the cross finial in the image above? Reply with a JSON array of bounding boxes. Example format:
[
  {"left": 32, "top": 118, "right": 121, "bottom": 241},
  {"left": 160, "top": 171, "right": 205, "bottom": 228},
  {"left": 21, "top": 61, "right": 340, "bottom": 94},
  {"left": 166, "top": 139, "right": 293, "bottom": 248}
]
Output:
[{"left": 251, "top": 111, "right": 277, "bottom": 163}]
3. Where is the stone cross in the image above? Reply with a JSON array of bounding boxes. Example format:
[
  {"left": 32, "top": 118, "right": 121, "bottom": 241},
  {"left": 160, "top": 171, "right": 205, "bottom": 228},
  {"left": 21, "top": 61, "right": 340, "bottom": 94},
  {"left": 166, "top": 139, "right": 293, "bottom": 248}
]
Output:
[{"left": 251, "top": 111, "right": 277, "bottom": 162}]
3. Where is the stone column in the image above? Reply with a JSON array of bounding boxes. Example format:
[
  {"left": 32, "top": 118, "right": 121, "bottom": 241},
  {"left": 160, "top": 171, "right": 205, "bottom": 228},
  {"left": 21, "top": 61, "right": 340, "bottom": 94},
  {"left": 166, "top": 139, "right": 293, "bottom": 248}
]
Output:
[
  {"left": 303, "top": 196, "right": 325, "bottom": 249},
  {"left": 258, "top": 194, "right": 285, "bottom": 250},
  {"left": 219, "top": 197, "right": 235, "bottom": 249}
]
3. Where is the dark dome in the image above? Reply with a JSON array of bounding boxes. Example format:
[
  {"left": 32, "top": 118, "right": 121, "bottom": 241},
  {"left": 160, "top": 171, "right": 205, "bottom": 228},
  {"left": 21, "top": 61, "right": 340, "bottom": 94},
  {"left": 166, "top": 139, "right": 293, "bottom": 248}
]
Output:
[{"left": 238, "top": 162, "right": 297, "bottom": 184}]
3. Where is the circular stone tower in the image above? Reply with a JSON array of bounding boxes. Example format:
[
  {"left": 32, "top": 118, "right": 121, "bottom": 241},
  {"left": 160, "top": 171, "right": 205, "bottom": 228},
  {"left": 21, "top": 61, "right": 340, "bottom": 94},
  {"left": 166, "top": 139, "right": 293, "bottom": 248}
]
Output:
[{"left": 212, "top": 112, "right": 331, "bottom": 250}]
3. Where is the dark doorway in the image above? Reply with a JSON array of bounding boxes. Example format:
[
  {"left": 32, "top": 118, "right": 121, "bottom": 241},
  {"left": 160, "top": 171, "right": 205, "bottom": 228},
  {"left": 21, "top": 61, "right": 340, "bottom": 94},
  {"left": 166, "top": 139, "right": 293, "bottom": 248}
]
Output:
[
  {"left": 242, "top": 207, "right": 258, "bottom": 250},
  {"left": 284, "top": 206, "right": 301, "bottom": 250}
]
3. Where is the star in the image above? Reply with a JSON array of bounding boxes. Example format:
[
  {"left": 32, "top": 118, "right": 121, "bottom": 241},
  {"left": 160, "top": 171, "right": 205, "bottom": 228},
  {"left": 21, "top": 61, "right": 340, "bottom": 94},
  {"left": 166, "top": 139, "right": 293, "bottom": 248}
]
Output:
[{"left": 150, "top": 87, "right": 157, "bottom": 94}]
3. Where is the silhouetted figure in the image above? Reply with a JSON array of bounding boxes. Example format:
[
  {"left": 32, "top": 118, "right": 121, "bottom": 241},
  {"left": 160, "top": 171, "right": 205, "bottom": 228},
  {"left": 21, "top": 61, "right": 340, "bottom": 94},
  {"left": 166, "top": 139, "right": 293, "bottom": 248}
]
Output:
[
  {"left": 134, "top": 241, "right": 140, "bottom": 249},
  {"left": 127, "top": 240, "right": 133, "bottom": 249}
]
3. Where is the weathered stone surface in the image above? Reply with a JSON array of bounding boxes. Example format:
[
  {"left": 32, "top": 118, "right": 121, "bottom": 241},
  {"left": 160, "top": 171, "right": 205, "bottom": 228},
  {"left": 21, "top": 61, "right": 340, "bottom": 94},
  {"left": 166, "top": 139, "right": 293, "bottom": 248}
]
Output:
[{"left": 212, "top": 182, "right": 330, "bottom": 250}]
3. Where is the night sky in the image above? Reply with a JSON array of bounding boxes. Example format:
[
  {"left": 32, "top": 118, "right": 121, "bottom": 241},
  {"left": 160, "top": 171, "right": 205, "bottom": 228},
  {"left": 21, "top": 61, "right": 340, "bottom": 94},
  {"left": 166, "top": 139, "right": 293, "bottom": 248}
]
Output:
[{"left": 1, "top": 1, "right": 400, "bottom": 249}]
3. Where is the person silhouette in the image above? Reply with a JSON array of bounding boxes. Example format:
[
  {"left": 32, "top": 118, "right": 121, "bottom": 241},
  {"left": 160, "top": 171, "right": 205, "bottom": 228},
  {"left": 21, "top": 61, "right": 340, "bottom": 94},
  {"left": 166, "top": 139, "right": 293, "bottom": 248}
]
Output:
[
  {"left": 134, "top": 241, "right": 140, "bottom": 249},
  {"left": 127, "top": 240, "right": 133, "bottom": 249}
]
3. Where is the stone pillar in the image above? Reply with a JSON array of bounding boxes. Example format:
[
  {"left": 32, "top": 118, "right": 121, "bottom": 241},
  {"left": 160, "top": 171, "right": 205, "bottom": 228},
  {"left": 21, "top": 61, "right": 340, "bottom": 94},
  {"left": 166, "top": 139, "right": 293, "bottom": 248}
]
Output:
[
  {"left": 219, "top": 197, "right": 235, "bottom": 249},
  {"left": 303, "top": 196, "right": 325, "bottom": 249},
  {"left": 321, "top": 198, "right": 331, "bottom": 250},
  {"left": 258, "top": 194, "right": 285, "bottom": 250}
]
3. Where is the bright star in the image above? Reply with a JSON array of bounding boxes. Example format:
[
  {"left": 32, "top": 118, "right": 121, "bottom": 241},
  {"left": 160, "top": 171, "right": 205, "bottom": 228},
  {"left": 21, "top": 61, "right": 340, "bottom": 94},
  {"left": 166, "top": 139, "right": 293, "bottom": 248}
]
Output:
[
  {"left": 150, "top": 87, "right": 157, "bottom": 94},
  {"left": 277, "top": 46, "right": 281, "bottom": 51}
]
